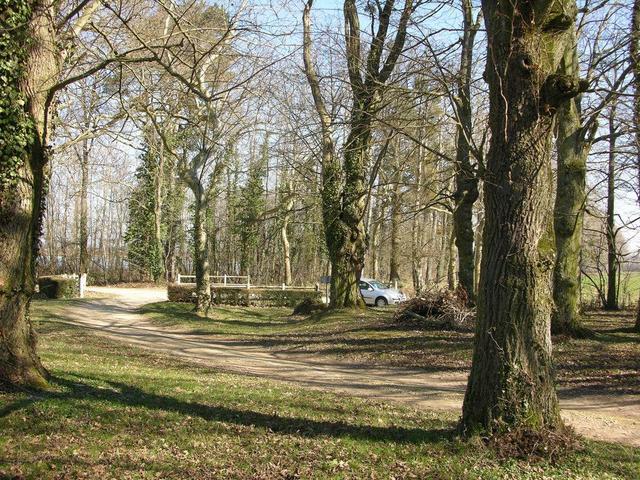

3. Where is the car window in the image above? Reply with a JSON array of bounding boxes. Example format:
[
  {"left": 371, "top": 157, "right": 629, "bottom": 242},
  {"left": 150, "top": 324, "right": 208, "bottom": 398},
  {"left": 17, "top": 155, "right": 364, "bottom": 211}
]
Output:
[
  {"left": 368, "top": 280, "right": 388, "bottom": 289},
  {"left": 359, "top": 281, "right": 370, "bottom": 290}
]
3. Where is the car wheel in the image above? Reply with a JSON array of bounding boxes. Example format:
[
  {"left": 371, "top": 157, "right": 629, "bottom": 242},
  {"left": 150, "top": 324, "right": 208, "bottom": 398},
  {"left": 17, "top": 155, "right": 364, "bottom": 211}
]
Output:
[{"left": 375, "top": 296, "right": 388, "bottom": 307}]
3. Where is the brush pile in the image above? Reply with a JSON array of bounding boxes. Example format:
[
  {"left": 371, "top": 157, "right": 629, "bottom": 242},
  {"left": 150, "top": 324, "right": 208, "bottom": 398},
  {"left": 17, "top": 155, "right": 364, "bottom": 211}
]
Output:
[{"left": 394, "top": 288, "right": 475, "bottom": 330}]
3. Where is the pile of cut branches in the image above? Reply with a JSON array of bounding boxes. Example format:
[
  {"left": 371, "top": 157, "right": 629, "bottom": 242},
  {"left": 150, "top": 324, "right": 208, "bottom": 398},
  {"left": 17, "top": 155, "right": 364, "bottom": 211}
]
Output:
[{"left": 394, "top": 288, "right": 475, "bottom": 330}]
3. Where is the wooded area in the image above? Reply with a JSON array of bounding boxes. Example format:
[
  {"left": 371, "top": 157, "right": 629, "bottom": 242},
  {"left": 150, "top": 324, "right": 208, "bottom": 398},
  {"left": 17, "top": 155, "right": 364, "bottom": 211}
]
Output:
[{"left": 1, "top": 0, "right": 640, "bottom": 457}]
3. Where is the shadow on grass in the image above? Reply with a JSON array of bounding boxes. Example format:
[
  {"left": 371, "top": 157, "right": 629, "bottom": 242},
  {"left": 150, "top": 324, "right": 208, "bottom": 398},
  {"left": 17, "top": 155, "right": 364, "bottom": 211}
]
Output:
[{"left": 0, "top": 374, "right": 453, "bottom": 446}]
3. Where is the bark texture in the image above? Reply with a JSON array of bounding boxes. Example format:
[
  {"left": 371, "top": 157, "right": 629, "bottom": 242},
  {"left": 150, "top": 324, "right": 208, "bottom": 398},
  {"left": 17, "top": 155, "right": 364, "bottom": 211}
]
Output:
[
  {"left": 388, "top": 161, "right": 401, "bottom": 284},
  {"left": 633, "top": 0, "right": 640, "bottom": 206},
  {"left": 605, "top": 107, "right": 619, "bottom": 311},
  {"left": 452, "top": 0, "right": 480, "bottom": 302},
  {"left": 192, "top": 187, "right": 211, "bottom": 312},
  {"left": 79, "top": 137, "right": 90, "bottom": 275},
  {"left": 552, "top": 33, "right": 587, "bottom": 335},
  {"left": 461, "top": 0, "right": 583, "bottom": 434},
  {"left": 302, "top": 0, "right": 413, "bottom": 308},
  {"left": 281, "top": 180, "right": 294, "bottom": 285},
  {"left": 0, "top": 1, "right": 58, "bottom": 388}
]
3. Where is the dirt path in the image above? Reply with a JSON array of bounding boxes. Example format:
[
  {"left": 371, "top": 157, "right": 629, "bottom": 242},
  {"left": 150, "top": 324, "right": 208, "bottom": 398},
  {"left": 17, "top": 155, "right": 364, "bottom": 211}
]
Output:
[{"left": 57, "top": 286, "right": 639, "bottom": 447}]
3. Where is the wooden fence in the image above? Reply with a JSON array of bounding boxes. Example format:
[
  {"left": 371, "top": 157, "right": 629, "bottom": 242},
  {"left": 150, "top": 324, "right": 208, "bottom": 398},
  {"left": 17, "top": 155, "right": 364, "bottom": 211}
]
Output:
[{"left": 176, "top": 274, "right": 317, "bottom": 291}]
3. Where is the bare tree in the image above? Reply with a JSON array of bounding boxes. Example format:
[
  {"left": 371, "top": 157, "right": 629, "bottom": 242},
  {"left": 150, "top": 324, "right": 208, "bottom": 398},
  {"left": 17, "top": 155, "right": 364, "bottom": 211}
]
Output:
[{"left": 303, "top": 0, "right": 414, "bottom": 308}]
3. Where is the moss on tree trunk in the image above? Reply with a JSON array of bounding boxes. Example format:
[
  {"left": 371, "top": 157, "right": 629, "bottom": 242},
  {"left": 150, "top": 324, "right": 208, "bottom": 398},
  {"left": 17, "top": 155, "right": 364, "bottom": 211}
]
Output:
[
  {"left": 461, "top": 0, "right": 583, "bottom": 435},
  {"left": 303, "top": 0, "right": 413, "bottom": 310},
  {"left": 0, "top": 0, "right": 57, "bottom": 388},
  {"left": 552, "top": 35, "right": 587, "bottom": 335},
  {"left": 192, "top": 189, "right": 211, "bottom": 313},
  {"left": 452, "top": 0, "right": 480, "bottom": 302}
]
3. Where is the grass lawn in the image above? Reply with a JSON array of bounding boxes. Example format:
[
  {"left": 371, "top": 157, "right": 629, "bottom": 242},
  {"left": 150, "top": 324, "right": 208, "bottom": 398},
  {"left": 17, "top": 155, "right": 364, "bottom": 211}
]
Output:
[
  {"left": 140, "top": 302, "right": 640, "bottom": 395},
  {"left": 0, "top": 305, "right": 637, "bottom": 478},
  {"left": 581, "top": 271, "right": 640, "bottom": 308},
  {"left": 140, "top": 303, "right": 473, "bottom": 372}
]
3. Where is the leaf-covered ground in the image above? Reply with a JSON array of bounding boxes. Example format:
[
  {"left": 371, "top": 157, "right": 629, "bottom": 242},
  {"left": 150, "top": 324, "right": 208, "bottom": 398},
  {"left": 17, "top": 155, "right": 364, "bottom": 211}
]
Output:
[{"left": 0, "top": 307, "right": 638, "bottom": 479}]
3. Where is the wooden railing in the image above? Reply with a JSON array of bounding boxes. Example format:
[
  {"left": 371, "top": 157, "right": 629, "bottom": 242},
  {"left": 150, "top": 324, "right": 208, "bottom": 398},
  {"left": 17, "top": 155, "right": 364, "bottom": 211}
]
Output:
[{"left": 176, "top": 274, "right": 317, "bottom": 291}]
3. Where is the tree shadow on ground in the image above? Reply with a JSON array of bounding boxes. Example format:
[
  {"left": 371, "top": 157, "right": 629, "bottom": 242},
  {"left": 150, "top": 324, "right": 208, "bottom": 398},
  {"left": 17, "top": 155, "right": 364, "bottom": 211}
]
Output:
[{"left": 0, "top": 374, "right": 453, "bottom": 446}]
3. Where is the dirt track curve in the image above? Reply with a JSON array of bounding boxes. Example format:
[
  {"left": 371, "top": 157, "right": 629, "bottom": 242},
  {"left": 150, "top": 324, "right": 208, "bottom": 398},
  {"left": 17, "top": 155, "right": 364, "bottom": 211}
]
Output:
[{"left": 55, "top": 286, "right": 640, "bottom": 447}]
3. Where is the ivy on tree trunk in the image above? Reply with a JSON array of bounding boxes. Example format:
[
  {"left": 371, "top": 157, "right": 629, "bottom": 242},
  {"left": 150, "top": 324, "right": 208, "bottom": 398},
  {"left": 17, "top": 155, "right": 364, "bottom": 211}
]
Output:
[
  {"left": 303, "top": 0, "right": 413, "bottom": 308},
  {"left": 0, "top": 0, "right": 56, "bottom": 388}
]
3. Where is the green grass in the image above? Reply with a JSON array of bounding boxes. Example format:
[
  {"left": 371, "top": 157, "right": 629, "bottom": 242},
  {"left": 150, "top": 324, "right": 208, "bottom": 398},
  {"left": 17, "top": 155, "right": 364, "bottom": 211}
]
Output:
[
  {"left": 140, "top": 302, "right": 639, "bottom": 394},
  {"left": 140, "top": 302, "right": 473, "bottom": 371},
  {"left": 581, "top": 271, "right": 640, "bottom": 308},
  {"left": 0, "top": 304, "right": 638, "bottom": 479}
]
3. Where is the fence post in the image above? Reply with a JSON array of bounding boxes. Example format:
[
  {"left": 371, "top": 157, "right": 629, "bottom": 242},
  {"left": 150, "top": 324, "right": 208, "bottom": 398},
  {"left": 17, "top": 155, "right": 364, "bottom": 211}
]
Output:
[
  {"left": 223, "top": 274, "right": 227, "bottom": 286},
  {"left": 247, "top": 275, "right": 251, "bottom": 289},
  {"left": 282, "top": 283, "right": 285, "bottom": 290},
  {"left": 177, "top": 274, "right": 181, "bottom": 284}
]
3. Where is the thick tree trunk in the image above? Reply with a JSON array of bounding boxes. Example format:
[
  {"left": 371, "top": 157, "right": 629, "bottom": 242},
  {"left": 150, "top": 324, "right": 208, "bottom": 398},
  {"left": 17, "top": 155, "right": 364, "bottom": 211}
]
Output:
[
  {"left": 605, "top": 108, "right": 619, "bottom": 311},
  {"left": 461, "top": 0, "right": 582, "bottom": 434},
  {"left": 325, "top": 117, "right": 369, "bottom": 308},
  {"left": 453, "top": 178, "right": 477, "bottom": 296},
  {"left": 452, "top": 0, "right": 480, "bottom": 302},
  {"left": 0, "top": 1, "right": 58, "bottom": 388},
  {"left": 303, "top": 0, "right": 412, "bottom": 309},
  {"left": 552, "top": 38, "right": 587, "bottom": 334},
  {"left": 192, "top": 188, "right": 211, "bottom": 313}
]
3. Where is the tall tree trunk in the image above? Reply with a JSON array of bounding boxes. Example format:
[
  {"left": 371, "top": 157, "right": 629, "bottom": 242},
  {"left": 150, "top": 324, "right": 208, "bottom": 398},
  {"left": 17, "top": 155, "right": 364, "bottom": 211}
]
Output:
[
  {"left": 281, "top": 181, "right": 294, "bottom": 285},
  {"left": 473, "top": 209, "right": 483, "bottom": 294},
  {"left": 552, "top": 36, "right": 588, "bottom": 334},
  {"left": 369, "top": 194, "right": 382, "bottom": 279},
  {"left": 425, "top": 210, "right": 437, "bottom": 283},
  {"left": 605, "top": 106, "right": 619, "bottom": 311},
  {"left": 303, "top": 0, "right": 413, "bottom": 309},
  {"left": 633, "top": 0, "right": 640, "bottom": 205},
  {"left": 192, "top": 187, "right": 211, "bottom": 313},
  {"left": 0, "top": 1, "right": 58, "bottom": 388},
  {"left": 632, "top": 0, "right": 640, "bottom": 331},
  {"left": 325, "top": 115, "right": 370, "bottom": 308},
  {"left": 79, "top": 138, "right": 90, "bottom": 276},
  {"left": 452, "top": 0, "right": 480, "bottom": 302},
  {"left": 447, "top": 226, "right": 457, "bottom": 291},
  {"left": 411, "top": 160, "right": 424, "bottom": 295},
  {"left": 389, "top": 169, "right": 401, "bottom": 284},
  {"left": 153, "top": 143, "right": 165, "bottom": 283},
  {"left": 436, "top": 211, "right": 448, "bottom": 282},
  {"left": 461, "top": 0, "right": 583, "bottom": 434}
]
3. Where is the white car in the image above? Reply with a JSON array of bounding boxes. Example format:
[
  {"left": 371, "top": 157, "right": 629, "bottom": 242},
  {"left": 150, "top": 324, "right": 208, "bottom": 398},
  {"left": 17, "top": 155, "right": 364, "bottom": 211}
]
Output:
[{"left": 359, "top": 278, "right": 406, "bottom": 306}]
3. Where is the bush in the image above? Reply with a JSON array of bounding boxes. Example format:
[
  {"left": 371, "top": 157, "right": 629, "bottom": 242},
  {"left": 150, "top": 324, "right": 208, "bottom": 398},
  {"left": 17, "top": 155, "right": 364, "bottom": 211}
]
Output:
[
  {"left": 167, "top": 283, "right": 322, "bottom": 307},
  {"left": 292, "top": 297, "right": 327, "bottom": 315},
  {"left": 394, "top": 288, "right": 475, "bottom": 330},
  {"left": 37, "top": 275, "right": 78, "bottom": 299},
  {"left": 248, "top": 289, "right": 322, "bottom": 308},
  {"left": 167, "top": 283, "right": 196, "bottom": 302}
]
